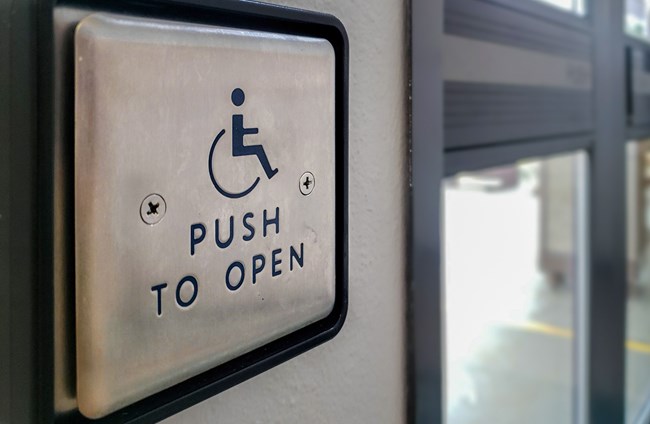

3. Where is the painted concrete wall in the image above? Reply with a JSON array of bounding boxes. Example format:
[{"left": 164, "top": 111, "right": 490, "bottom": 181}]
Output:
[{"left": 163, "top": 0, "right": 408, "bottom": 422}]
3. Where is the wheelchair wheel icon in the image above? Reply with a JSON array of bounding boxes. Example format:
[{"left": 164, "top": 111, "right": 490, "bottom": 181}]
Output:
[
  {"left": 208, "top": 128, "right": 261, "bottom": 199},
  {"left": 208, "top": 88, "right": 278, "bottom": 199}
]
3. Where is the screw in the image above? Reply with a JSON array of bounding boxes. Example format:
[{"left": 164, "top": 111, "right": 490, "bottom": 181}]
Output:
[
  {"left": 299, "top": 172, "right": 315, "bottom": 196},
  {"left": 140, "top": 193, "right": 166, "bottom": 225}
]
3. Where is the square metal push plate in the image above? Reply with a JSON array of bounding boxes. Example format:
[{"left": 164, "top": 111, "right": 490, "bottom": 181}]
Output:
[{"left": 75, "top": 13, "right": 338, "bottom": 419}]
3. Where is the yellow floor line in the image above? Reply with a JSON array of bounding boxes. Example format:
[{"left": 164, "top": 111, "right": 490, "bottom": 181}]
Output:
[
  {"left": 509, "top": 320, "right": 573, "bottom": 339},
  {"left": 626, "top": 340, "right": 650, "bottom": 355},
  {"left": 504, "top": 320, "right": 650, "bottom": 355}
]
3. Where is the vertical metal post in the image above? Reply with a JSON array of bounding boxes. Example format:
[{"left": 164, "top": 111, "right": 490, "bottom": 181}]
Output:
[
  {"left": 589, "top": 0, "right": 627, "bottom": 422},
  {"left": 410, "top": 0, "right": 444, "bottom": 422}
]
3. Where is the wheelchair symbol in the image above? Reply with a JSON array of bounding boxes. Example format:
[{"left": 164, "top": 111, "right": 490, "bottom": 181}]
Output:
[{"left": 208, "top": 88, "right": 279, "bottom": 199}]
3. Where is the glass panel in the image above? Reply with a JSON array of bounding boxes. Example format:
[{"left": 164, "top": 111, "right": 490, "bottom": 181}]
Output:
[
  {"left": 627, "top": 0, "right": 650, "bottom": 39},
  {"left": 444, "top": 151, "right": 587, "bottom": 424},
  {"left": 531, "top": 0, "right": 586, "bottom": 15},
  {"left": 626, "top": 140, "right": 650, "bottom": 423}
]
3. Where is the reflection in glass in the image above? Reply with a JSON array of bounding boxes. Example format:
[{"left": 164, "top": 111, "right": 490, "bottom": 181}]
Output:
[
  {"left": 626, "top": 140, "right": 650, "bottom": 423},
  {"left": 444, "top": 151, "right": 587, "bottom": 424},
  {"left": 532, "top": 0, "right": 586, "bottom": 15},
  {"left": 627, "top": 0, "right": 650, "bottom": 39}
]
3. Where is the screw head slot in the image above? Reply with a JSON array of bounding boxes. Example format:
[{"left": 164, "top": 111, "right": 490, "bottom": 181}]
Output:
[
  {"left": 140, "top": 193, "right": 166, "bottom": 225},
  {"left": 299, "top": 172, "right": 315, "bottom": 196}
]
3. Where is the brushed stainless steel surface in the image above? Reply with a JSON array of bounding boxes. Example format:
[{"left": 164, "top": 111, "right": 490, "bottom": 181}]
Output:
[{"left": 75, "top": 13, "right": 336, "bottom": 419}]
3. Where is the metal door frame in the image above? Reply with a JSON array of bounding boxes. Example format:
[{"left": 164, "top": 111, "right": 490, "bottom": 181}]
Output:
[{"left": 410, "top": 0, "right": 631, "bottom": 423}]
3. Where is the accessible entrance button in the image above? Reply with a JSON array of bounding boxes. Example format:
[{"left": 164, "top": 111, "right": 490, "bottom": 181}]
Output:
[{"left": 75, "top": 13, "right": 338, "bottom": 419}]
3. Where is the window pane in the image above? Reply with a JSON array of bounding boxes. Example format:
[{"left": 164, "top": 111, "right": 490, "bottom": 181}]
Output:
[
  {"left": 444, "top": 151, "right": 587, "bottom": 424},
  {"left": 626, "top": 140, "right": 650, "bottom": 423},
  {"left": 531, "top": 0, "right": 586, "bottom": 15},
  {"left": 627, "top": 0, "right": 650, "bottom": 39}
]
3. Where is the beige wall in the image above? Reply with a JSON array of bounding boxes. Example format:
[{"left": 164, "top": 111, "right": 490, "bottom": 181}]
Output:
[{"left": 163, "top": 0, "right": 408, "bottom": 422}]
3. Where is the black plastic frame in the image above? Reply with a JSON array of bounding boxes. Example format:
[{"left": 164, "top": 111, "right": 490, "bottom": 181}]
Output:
[
  {"left": 1, "top": 0, "right": 44, "bottom": 422},
  {"left": 13, "top": 0, "right": 349, "bottom": 422}
]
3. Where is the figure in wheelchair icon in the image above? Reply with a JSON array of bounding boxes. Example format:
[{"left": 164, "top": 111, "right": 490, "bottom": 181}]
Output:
[{"left": 208, "top": 88, "right": 279, "bottom": 199}]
